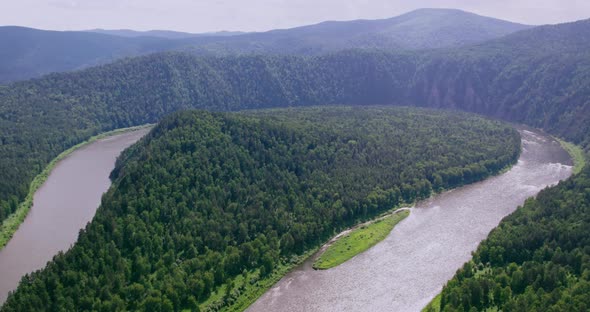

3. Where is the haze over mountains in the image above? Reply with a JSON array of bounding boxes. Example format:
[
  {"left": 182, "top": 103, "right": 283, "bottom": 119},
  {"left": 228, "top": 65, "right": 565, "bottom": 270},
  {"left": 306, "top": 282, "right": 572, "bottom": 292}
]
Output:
[{"left": 0, "top": 8, "right": 530, "bottom": 83}]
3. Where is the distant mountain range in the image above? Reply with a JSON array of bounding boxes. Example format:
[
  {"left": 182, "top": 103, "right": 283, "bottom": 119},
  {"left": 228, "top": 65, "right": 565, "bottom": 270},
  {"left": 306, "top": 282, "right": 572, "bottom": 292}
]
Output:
[
  {"left": 86, "top": 29, "right": 245, "bottom": 39},
  {"left": 204, "top": 8, "right": 530, "bottom": 53},
  {"left": 0, "top": 8, "right": 531, "bottom": 83}
]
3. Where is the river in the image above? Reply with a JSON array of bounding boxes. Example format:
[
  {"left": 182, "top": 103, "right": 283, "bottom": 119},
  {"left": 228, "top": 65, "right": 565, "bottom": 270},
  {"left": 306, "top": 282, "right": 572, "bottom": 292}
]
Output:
[
  {"left": 0, "top": 129, "right": 149, "bottom": 304},
  {"left": 247, "top": 128, "right": 573, "bottom": 312}
]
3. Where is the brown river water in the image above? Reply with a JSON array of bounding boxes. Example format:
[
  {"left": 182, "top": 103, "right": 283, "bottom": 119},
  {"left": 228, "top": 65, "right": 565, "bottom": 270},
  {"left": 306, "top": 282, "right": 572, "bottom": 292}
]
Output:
[
  {"left": 247, "top": 128, "right": 573, "bottom": 312},
  {"left": 0, "top": 129, "right": 149, "bottom": 304}
]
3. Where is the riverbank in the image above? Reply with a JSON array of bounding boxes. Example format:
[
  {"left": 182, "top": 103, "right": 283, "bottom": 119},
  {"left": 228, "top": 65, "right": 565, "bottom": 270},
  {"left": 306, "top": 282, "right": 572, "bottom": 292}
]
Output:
[
  {"left": 422, "top": 294, "right": 441, "bottom": 312},
  {"left": 197, "top": 208, "right": 413, "bottom": 311},
  {"left": 0, "top": 125, "right": 152, "bottom": 250},
  {"left": 232, "top": 142, "right": 520, "bottom": 311},
  {"left": 191, "top": 127, "right": 519, "bottom": 311},
  {"left": 313, "top": 209, "right": 410, "bottom": 270},
  {"left": 196, "top": 248, "right": 319, "bottom": 312},
  {"left": 246, "top": 129, "right": 572, "bottom": 312},
  {"left": 421, "top": 135, "right": 582, "bottom": 312},
  {"left": 557, "top": 138, "right": 586, "bottom": 175}
]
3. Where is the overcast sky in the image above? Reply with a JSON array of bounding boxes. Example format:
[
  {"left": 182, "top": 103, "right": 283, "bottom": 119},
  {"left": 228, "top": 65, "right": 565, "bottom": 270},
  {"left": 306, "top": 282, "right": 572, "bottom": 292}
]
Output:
[{"left": 2, "top": 0, "right": 590, "bottom": 33}]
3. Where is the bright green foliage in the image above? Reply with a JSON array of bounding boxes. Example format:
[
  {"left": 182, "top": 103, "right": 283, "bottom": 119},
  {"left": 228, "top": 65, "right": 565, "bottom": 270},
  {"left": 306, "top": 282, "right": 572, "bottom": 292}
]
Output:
[
  {"left": 314, "top": 210, "right": 410, "bottom": 270},
  {"left": 434, "top": 165, "right": 590, "bottom": 312},
  {"left": 423, "top": 294, "right": 442, "bottom": 312},
  {"left": 1, "top": 107, "right": 519, "bottom": 311},
  {"left": 557, "top": 139, "right": 586, "bottom": 175}
]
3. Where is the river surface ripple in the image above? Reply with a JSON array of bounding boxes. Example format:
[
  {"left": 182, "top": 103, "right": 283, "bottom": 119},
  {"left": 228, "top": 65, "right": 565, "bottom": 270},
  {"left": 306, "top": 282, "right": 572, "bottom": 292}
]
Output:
[
  {"left": 247, "top": 129, "right": 573, "bottom": 312},
  {"left": 0, "top": 129, "right": 149, "bottom": 304}
]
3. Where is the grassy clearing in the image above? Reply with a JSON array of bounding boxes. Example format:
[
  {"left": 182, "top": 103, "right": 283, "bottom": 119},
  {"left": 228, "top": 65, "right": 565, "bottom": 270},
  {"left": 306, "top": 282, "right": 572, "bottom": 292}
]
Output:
[
  {"left": 557, "top": 138, "right": 586, "bottom": 175},
  {"left": 201, "top": 131, "right": 516, "bottom": 310},
  {"left": 313, "top": 209, "right": 410, "bottom": 270},
  {"left": 0, "top": 124, "right": 152, "bottom": 250},
  {"left": 198, "top": 209, "right": 411, "bottom": 311},
  {"left": 422, "top": 293, "right": 441, "bottom": 312}
]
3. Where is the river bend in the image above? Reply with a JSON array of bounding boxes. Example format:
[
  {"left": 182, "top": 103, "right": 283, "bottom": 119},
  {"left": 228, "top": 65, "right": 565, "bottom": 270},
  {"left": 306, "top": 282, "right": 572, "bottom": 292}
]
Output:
[{"left": 247, "top": 129, "right": 573, "bottom": 312}]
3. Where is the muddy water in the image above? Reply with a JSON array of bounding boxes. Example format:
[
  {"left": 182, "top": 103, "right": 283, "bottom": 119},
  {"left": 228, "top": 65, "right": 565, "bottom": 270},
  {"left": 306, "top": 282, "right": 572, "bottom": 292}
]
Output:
[
  {"left": 247, "top": 129, "right": 573, "bottom": 312},
  {"left": 0, "top": 129, "right": 149, "bottom": 304}
]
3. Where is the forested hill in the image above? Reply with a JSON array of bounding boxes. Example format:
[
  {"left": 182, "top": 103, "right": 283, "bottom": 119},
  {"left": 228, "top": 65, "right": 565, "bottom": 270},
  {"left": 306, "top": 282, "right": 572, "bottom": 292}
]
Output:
[
  {"left": 0, "top": 27, "right": 186, "bottom": 83},
  {"left": 1, "top": 107, "right": 521, "bottom": 311},
  {"left": 0, "top": 8, "right": 529, "bottom": 83},
  {"left": 0, "top": 18, "right": 588, "bottom": 228}
]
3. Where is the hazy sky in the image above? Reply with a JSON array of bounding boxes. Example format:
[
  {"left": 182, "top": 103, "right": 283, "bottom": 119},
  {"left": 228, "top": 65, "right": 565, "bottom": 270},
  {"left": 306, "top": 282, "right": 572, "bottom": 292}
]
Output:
[{"left": 2, "top": 0, "right": 590, "bottom": 33}]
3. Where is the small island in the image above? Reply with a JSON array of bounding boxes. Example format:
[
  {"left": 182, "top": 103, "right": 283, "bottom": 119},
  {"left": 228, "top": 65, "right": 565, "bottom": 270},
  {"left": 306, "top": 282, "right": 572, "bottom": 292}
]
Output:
[{"left": 313, "top": 209, "right": 410, "bottom": 270}]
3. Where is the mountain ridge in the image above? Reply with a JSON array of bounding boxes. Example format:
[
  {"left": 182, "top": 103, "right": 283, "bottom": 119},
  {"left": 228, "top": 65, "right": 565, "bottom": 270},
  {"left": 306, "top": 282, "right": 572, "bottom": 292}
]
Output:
[
  {"left": 0, "top": 8, "right": 531, "bottom": 83},
  {"left": 85, "top": 28, "right": 245, "bottom": 39}
]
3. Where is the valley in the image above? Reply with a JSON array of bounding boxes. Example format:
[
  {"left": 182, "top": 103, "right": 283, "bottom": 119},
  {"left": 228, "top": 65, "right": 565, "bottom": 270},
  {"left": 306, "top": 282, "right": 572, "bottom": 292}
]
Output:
[{"left": 0, "top": 5, "right": 589, "bottom": 312}]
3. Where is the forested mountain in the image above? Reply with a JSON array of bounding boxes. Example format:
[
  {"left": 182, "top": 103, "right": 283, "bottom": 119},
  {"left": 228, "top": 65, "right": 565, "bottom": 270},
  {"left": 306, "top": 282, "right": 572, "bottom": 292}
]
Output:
[
  {"left": 182, "top": 8, "right": 530, "bottom": 55},
  {"left": 0, "top": 27, "right": 184, "bottom": 83},
  {"left": 411, "top": 18, "right": 590, "bottom": 146},
  {"left": 0, "top": 17, "right": 589, "bottom": 231},
  {"left": 0, "top": 9, "right": 528, "bottom": 83},
  {"left": 1, "top": 107, "right": 521, "bottom": 311}
]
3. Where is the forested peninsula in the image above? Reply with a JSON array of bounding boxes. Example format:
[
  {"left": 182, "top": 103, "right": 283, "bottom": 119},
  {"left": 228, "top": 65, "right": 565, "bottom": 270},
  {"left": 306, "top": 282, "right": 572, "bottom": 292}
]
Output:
[{"left": 1, "top": 107, "right": 520, "bottom": 311}]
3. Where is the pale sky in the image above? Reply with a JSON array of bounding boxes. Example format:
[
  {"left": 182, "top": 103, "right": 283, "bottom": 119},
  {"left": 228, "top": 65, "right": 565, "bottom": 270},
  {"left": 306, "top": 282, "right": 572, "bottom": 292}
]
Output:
[{"left": 2, "top": 0, "right": 590, "bottom": 33}]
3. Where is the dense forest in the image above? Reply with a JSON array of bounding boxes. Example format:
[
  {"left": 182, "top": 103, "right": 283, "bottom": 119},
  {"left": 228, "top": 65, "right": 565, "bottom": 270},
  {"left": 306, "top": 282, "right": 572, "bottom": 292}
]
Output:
[
  {"left": 1, "top": 18, "right": 589, "bottom": 227},
  {"left": 1, "top": 107, "right": 521, "bottom": 311}
]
